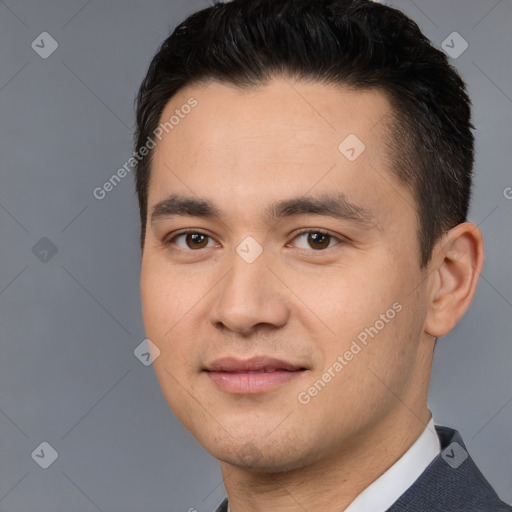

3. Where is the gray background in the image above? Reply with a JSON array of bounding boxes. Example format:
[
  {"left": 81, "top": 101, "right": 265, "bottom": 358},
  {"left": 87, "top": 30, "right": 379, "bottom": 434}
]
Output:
[{"left": 0, "top": 0, "right": 511, "bottom": 510}]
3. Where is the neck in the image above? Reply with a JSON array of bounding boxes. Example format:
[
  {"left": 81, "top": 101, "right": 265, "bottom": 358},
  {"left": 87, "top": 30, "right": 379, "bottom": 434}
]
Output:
[{"left": 221, "top": 402, "right": 431, "bottom": 512}]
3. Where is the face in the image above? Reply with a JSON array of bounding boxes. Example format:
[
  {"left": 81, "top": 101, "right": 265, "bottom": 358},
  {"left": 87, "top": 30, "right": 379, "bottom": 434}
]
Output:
[{"left": 140, "top": 78, "right": 433, "bottom": 472}]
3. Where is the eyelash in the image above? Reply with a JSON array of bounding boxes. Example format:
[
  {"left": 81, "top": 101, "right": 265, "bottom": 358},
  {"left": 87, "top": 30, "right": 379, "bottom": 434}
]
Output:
[{"left": 163, "top": 228, "right": 343, "bottom": 252}]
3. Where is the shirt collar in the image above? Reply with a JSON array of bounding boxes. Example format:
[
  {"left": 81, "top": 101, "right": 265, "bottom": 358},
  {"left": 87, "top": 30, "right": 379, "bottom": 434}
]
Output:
[
  {"left": 225, "top": 414, "right": 440, "bottom": 512},
  {"left": 344, "top": 414, "right": 440, "bottom": 512}
]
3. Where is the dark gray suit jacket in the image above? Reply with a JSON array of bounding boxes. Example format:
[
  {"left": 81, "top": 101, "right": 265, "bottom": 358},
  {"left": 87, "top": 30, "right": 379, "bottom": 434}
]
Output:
[{"left": 213, "top": 426, "right": 512, "bottom": 511}]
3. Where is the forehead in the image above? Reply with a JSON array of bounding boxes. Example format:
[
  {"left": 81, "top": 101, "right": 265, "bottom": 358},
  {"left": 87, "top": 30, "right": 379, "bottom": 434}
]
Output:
[
  {"left": 154, "top": 78, "right": 391, "bottom": 161},
  {"left": 148, "top": 78, "right": 405, "bottom": 225}
]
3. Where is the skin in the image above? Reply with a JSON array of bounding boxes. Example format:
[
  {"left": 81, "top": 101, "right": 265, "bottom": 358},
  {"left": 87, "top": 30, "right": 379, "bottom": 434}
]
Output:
[{"left": 140, "top": 77, "right": 484, "bottom": 512}]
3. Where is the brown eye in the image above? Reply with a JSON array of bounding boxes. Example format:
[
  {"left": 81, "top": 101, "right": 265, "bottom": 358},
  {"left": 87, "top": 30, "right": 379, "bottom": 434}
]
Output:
[
  {"left": 167, "top": 231, "right": 215, "bottom": 250},
  {"left": 306, "top": 232, "right": 331, "bottom": 250},
  {"left": 291, "top": 230, "right": 340, "bottom": 251},
  {"left": 184, "top": 233, "right": 209, "bottom": 249}
]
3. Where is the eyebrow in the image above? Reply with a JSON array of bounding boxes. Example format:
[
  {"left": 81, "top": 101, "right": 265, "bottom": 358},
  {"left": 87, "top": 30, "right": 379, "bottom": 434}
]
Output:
[{"left": 150, "top": 193, "right": 376, "bottom": 227}]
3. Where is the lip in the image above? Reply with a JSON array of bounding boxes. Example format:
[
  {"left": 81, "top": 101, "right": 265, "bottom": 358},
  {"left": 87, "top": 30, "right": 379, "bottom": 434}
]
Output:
[{"left": 204, "top": 356, "right": 307, "bottom": 394}]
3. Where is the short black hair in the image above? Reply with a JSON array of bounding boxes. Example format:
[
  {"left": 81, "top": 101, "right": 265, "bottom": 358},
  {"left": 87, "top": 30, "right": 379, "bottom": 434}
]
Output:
[{"left": 134, "top": 0, "right": 474, "bottom": 267}]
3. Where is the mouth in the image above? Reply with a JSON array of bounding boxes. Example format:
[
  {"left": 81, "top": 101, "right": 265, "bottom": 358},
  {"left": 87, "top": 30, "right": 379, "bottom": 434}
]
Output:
[{"left": 204, "top": 356, "right": 308, "bottom": 394}]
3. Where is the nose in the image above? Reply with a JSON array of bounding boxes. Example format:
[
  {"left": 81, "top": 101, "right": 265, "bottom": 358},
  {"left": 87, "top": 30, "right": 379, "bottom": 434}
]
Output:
[{"left": 208, "top": 249, "right": 290, "bottom": 336}]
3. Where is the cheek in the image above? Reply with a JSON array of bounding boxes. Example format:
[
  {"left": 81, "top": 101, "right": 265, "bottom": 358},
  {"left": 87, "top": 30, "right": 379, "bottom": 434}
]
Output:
[
  {"left": 313, "top": 256, "right": 423, "bottom": 366},
  {"left": 140, "top": 264, "right": 198, "bottom": 420},
  {"left": 140, "top": 259, "right": 205, "bottom": 374},
  {"left": 313, "top": 265, "right": 397, "bottom": 335},
  {"left": 140, "top": 274, "right": 169, "bottom": 341},
  {"left": 141, "top": 258, "right": 190, "bottom": 337}
]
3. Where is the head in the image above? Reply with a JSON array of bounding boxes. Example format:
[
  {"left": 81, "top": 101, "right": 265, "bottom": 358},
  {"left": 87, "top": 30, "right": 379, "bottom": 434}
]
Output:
[{"left": 136, "top": 0, "right": 483, "bottom": 472}]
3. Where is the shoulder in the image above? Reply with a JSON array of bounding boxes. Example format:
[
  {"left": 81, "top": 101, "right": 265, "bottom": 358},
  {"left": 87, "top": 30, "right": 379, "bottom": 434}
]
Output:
[{"left": 387, "top": 426, "right": 512, "bottom": 512}]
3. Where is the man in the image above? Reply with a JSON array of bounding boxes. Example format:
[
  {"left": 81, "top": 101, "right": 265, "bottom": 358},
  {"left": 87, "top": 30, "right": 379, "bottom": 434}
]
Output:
[{"left": 134, "top": 0, "right": 512, "bottom": 510}]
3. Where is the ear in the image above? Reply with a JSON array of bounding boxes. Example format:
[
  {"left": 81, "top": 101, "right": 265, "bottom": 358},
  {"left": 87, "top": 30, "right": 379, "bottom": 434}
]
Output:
[{"left": 424, "top": 222, "right": 484, "bottom": 338}]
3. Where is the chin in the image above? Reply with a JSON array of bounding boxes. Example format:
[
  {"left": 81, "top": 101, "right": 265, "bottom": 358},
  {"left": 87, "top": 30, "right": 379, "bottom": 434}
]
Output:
[{"left": 204, "top": 433, "right": 318, "bottom": 473}]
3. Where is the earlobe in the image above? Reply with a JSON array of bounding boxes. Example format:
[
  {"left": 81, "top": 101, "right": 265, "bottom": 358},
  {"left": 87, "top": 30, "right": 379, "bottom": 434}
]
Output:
[{"left": 424, "top": 222, "right": 484, "bottom": 338}]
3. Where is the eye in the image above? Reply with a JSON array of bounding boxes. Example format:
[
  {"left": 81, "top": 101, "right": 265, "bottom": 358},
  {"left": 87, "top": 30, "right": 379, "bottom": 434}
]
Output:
[
  {"left": 288, "top": 229, "right": 342, "bottom": 251},
  {"left": 165, "top": 230, "right": 217, "bottom": 250},
  {"left": 163, "top": 228, "right": 343, "bottom": 252}
]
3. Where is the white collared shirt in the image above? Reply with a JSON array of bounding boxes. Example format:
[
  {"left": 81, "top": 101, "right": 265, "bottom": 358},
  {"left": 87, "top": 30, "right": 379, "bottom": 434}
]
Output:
[
  {"left": 344, "top": 415, "right": 440, "bottom": 511},
  {"left": 225, "top": 415, "right": 441, "bottom": 512}
]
